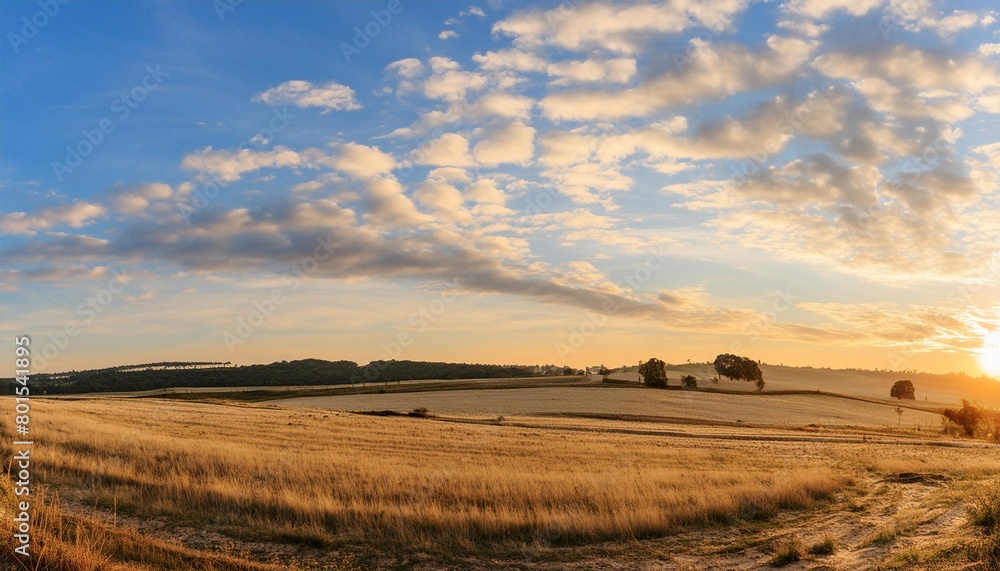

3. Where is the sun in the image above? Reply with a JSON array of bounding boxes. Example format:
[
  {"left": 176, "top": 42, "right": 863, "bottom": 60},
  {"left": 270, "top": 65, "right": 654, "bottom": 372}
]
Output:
[{"left": 978, "top": 331, "right": 1000, "bottom": 378}]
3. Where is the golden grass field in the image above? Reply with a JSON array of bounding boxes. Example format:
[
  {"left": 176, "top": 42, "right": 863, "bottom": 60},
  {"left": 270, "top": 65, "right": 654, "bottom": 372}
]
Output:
[
  {"left": 2, "top": 379, "right": 1000, "bottom": 570},
  {"left": 269, "top": 386, "right": 945, "bottom": 428}
]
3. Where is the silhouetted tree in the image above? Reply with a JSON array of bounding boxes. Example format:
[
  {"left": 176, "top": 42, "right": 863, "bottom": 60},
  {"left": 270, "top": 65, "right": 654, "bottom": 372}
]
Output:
[
  {"left": 639, "top": 358, "right": 667, "bottom": 388},
  {"left": 890, "top": 380, "right": 915, "bottom": 400},
  {"left": 713, "top": 354, "right": 764, "bottom": 383},
  {"left": 681, "top": 375, "right": 697, "bottom": 388}
]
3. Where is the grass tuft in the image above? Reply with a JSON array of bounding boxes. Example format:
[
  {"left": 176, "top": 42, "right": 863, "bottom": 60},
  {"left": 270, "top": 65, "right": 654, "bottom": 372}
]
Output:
[
  {"left": 807, "top": 536, "right": 837, "bottom": 556},
  {"left": 769, "top": 538, "right": 802, "bottom": 567},
  {"left": 969, "top": 488, "right": 1000, "bottom": 530}
]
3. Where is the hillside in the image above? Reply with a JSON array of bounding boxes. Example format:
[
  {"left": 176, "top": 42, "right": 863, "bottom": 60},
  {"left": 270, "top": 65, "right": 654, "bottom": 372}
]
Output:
[
  {"left": 610, "top": 363, "right": 1000, "bottom": 407},
  {"left": 0, "top": 359, "right": 541, "bottom": 394}
]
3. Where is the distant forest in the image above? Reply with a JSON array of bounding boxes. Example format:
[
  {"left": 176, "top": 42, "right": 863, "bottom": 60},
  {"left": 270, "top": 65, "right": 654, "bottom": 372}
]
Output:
[{"left": 1, "top": 359, "right": 550, "bottom": 394}]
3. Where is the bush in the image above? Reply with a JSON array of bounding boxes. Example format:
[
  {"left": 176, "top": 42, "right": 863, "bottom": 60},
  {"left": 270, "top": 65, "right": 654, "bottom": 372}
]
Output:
[
  {"left": 681, "top": 375, "right": 697, "bottom": 388},
  {"left": 770, "top": 539, "right": 802, "bottom": 566},
  {"left": 972, "top": 532, "right": 1000, "bottom": 571},
  {"left": 943, "top": 400, "right": 984, "bottom": 437},
  {"left": 969, "top": 489, "right": 1000, "bottom": 531}
]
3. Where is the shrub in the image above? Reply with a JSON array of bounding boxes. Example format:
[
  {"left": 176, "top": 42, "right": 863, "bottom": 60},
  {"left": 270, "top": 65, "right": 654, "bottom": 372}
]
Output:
[
  {"left": 943, "top": 400, "right": 984, "bottom": 437},
  {"left": 770, "top": 539, "right": 802, "bottom": 566},
  {"left": 681, "top": 375, "right": 697, "bottom": 388},
  {"left": 974, "top": 533, "right": 1000, "bottom": 571},
  {"left": 969, "top": 489, "right": 1000, "bottom": 531}
]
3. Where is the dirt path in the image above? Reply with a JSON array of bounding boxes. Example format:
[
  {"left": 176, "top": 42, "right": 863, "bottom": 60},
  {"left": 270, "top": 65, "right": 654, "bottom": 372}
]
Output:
[{"left": 647, "top": 473, "right": 974, "bottom": 571}]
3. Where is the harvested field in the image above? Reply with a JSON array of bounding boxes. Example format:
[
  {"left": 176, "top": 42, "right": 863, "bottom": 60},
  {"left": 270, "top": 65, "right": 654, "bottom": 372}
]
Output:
[{"left": 267, "top": 386, "right": 945, "bottom": 428}]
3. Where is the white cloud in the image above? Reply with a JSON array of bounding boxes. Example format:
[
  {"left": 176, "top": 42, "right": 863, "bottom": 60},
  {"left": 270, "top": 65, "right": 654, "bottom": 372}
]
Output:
[
  {"left": 547, "top": 58, "right": 637, "bottom": 85},
  {"left": 465, "top": 177, "right": 508, "bottom": 205},
  {"left": 0, "top": 202, "right": 106, "bottom": 235},
  {"left": 415, "top": 133, "right": 474, "bottom": 167},
  {"left": 539, "top": 131, "right": 598, "bottom": 166},
  {"left": 439, "top": 30, "right": 458, "bottom": 40},
  {"left": 472, "top": 122, "right": 536, "bottom": 166},
  {"left": 110, "top": 183, "right": 173, "bottom": 214},
  {"left": 542, "top": 163, "right": 632, "bottom": 206},
  {"left": 466, "top": 92, "right": 534, "bottom": 120},
  {"left": 181, "top": 146, "right": 302, "bottom": 182},
  {"left": 363, "top": 177, "right": 432, "bottom": 227},
  {"left": 852, "top": 78, "right": 972, "bottom": 123},
  {"left": 494, "top": 0, "right": 748, "bottom": 54},
  {"left": 472, "top": 49, "right": 547, "bottom": 72},
  {"left": 423, "top": 57, "right": 487, "bottom": 102},
  {"left": 414, "top": 178, "right": 473, "bottom": 224},
  {"left": 540, "top": 36, "right": 816, "bottom": 121},
  {"left": 783, "top": 0, "right": 883, "bottom": 19},
  {"left": 917, "top": 10, "right": 996, "bottom": 37},
  {"left": 324, "top": 143, "right": 396, "bottom": 180},
  {"left": 815, "top": 44, "right": 999, "bottom": 94},
  {"left": 253, "top": 80, "right": 361, "bottom": 110}
]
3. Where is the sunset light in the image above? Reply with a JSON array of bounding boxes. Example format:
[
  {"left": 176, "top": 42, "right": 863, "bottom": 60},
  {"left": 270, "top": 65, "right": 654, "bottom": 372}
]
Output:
[
  {"left": 2, "top": 2, "right": 1000, "bottom": 568},
  {"left": 979, "top": 331, "right": 1000, "bottom": 379}
]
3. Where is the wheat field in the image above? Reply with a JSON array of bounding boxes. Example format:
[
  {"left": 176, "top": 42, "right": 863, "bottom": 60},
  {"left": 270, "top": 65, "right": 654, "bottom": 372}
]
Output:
[{"left": 2, "top": 396, "right": 998, "bottom": 570}]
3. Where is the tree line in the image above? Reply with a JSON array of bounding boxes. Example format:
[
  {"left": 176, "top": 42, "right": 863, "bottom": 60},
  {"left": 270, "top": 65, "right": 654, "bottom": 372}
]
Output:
[
  {"left": 635, "top": 354, "right": 765, "bottom": 391},
  {"left": 0, "top": 359, "right": 544, "bottom": 394}
]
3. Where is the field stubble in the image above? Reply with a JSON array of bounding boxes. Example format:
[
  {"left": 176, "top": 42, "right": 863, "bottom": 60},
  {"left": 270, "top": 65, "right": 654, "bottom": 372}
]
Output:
[{"left": 1, "top": 396, "right": 998, "bottom": 570}]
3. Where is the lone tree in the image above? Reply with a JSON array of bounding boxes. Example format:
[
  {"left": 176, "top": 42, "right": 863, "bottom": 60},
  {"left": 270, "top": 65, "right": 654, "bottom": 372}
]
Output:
[
  {"left": 681, "top": 375, "right": 698, "bottom": 388},
  {"left": 599, "top": 364, "right": 610, "bottom": 381},
  {"left": 639, "top": 358, "right": 668, "bottom": 388},
  {"left": 890, "top": 380, "right": 915, "bottom": 400},
  {"left": 713, "top": 354, "right": 764, "bottom": 384}
]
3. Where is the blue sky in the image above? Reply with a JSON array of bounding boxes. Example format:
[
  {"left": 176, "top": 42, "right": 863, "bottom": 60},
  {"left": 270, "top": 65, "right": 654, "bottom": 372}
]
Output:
[{"left": 2, "top": 0, "right": 1000, "bottom": 376}]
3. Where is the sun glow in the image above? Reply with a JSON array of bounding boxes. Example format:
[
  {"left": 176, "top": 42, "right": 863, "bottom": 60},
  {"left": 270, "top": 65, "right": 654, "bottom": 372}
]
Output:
[{"left": 979, "top": 331, "right": 1000, "bottom": 378}]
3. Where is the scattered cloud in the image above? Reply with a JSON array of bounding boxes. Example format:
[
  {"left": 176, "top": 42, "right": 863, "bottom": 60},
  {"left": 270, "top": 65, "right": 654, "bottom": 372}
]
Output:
[
  {"left": 0, "top": 202, "right": 106, "bottom": 235},
  {"left": 253, "top": 80, "right": 361, "bottom": 110}
]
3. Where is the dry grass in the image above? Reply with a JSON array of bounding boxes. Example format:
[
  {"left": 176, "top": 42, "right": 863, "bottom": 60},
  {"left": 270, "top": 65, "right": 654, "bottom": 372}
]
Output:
[
  {"left": 0, "top": 476, "right": 298, "bottom": 571},
  {"left": 1, "top": 398, "right": 848, "bottom": 562}
]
